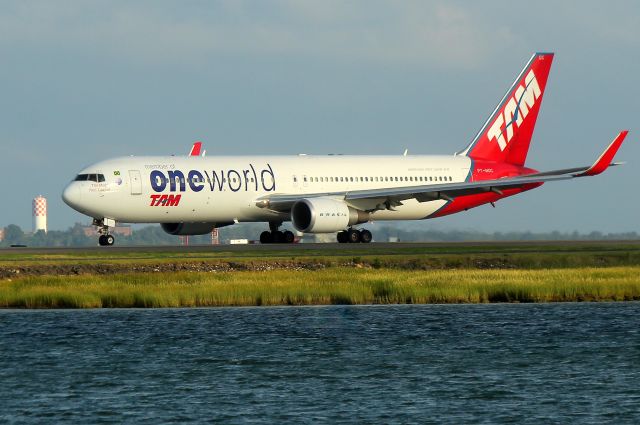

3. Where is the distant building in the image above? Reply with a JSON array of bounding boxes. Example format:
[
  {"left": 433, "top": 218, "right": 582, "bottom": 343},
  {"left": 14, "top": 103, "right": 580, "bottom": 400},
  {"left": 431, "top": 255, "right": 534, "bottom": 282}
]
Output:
[
  {"left": 0, "top": 228, "right": 4, "bottom": 242},
  {"left": 82, "top": 225, "right": 132, "bottom": 237},
  {"left": 33, "top": 196, "right": 47, "bottom": 233}
]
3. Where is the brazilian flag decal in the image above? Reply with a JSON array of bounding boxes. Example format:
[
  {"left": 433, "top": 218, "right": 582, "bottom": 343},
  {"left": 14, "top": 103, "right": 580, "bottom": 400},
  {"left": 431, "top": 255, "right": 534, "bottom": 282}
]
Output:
[{"left": 114, "top": 170, "right": 121, "bottom": 176}]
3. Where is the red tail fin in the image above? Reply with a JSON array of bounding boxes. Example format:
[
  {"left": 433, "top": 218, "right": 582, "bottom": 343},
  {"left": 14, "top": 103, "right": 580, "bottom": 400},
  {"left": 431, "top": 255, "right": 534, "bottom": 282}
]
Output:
[{"left": 459, "top": 53, "right": 554, "bottom": 166}]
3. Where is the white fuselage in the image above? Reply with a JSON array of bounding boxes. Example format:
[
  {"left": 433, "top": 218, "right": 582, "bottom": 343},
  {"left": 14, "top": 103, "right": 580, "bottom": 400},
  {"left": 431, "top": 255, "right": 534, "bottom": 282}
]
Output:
[{"left": 62, "top": 155, "right": 472, "bottom": 225}]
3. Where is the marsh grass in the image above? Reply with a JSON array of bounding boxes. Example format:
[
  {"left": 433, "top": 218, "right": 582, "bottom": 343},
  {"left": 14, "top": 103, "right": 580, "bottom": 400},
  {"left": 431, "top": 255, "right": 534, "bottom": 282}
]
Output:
[{"left": 1, "top": 267, "right": 639, "bottom": 308}]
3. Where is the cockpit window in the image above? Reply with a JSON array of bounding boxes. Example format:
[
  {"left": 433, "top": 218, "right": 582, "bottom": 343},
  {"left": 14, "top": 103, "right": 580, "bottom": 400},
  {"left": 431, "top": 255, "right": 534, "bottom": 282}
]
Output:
[{"left": 74, "top": 174, "right": 105, "bottom": 182}]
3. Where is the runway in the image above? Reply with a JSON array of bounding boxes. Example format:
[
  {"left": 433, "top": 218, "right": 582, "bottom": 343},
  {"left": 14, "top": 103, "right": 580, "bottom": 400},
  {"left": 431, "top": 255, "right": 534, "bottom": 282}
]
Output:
[{"left": 2, "top": 240, "right": 639, "bottom": 256}]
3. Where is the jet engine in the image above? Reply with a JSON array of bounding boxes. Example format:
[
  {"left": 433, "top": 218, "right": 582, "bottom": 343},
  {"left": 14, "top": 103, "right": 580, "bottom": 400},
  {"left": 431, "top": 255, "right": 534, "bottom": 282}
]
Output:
[
  {"left": 291, "top": 198, "right": 369, "bottom": 233},
  {"left": 161, "top": 222, "right": 217, "bottom": 235}
]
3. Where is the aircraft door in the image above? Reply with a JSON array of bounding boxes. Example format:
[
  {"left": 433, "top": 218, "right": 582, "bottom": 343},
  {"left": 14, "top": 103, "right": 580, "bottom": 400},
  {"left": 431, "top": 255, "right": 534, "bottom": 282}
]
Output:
[{"left": 129, "top": 170, "right": 142, "bottom": 195}]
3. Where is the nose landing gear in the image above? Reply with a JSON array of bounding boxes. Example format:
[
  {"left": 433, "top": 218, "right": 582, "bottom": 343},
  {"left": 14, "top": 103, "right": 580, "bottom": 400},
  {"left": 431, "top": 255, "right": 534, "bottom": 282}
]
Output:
[
  {"left": 98, "top": 234, "right": 115, "bottom": 246},
  {"left": 94, "top": 218, "right": 116, "bottom": 246},
  {"left": 337, "top": 228, "right": 372, "bottom": 243}
]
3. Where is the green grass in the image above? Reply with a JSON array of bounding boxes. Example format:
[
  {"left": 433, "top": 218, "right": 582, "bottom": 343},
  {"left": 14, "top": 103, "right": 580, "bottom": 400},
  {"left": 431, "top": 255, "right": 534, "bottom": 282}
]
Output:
[
  {"left": 2, "top": 241, "right": 640, "bottom": 268},
  {"left": 1, "top": 267, "right": 639, "bottom": 308}
]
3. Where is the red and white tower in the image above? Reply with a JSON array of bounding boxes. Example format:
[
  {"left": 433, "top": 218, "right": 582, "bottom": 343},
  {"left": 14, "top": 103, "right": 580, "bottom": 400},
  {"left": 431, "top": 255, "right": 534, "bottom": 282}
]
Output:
[{"left": 33, "top": 195, "right": 47, "bottom": 233}]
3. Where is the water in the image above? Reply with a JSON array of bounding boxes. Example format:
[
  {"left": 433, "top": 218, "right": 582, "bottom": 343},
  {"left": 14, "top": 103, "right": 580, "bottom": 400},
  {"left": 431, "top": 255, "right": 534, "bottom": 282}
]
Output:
[{"left": 1, "top": 304, "right": 639, "bottom": 424}]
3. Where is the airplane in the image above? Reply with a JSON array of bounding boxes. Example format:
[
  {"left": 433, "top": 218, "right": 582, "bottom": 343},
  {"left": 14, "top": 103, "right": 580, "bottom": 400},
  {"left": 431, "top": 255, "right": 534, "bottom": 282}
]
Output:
[{"left": 62, "top": 52, "right": 629, "bottom": 246}]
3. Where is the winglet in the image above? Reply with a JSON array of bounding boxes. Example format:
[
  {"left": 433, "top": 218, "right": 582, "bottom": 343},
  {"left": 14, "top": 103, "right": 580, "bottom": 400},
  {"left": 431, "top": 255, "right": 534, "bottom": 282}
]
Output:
[
  {"left": 189, "top": 141, "right": 202, "bottom": 156},
  {"left": 577, "top": 131, "right": 628, "bottom": 176}
]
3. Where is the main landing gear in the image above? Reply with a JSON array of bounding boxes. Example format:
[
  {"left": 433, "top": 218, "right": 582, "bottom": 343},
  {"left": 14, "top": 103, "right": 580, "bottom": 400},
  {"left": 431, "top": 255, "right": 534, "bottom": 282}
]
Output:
[
  {"left": 94, "top": 218, "right": 115, "bottom": 246},
  {"left": 337, "top": 228, "right": 372, "bottom": 244},
  {"left": 260, "top": 221, "right": 295, "bottom": 244}
]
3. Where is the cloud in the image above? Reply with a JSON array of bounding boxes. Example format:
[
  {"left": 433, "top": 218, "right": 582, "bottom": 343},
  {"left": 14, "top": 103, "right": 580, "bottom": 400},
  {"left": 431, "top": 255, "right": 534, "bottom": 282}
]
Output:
[{"left": 0, "top": 1, "right": 517, "bottom": 69}]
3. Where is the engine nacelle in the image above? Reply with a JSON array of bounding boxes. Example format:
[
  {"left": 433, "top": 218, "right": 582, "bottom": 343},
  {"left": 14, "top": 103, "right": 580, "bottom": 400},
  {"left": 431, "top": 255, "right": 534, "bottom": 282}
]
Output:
[
  {"left": 291, "top": 198, "right": 369, "bottom": 233},
  {"left": 161, "top": 222, "right": 216, "bottom": 235}
]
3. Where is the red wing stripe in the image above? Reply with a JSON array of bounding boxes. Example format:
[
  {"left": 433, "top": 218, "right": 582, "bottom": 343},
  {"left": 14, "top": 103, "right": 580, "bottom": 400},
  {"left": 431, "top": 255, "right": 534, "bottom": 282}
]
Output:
[{"left": 578, "top": 131, "right": 628, "bottom": 176}]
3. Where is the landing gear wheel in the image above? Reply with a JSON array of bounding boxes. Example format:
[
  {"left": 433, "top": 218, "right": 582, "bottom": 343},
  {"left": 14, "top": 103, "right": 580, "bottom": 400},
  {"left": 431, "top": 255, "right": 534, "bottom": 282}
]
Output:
[
  {"left": 260, "top": 231, "right": 273, "bottom": 244},
  {"left": 360, "top": 229, "right": 372, "bottom": 243},
  {"left": 99, "top": 234, "right": 115, "bottom": 246},
  {"left": 283, "top": 230, "right": 295, "bottom": 244},
  {"left": 347, "top": 229, "right": 361, "bottom": 243},
  {"left": 337, "top": 231, "right": 348, "bottom": 243},
  {"left": 272, "top": 230, "right": 284, "bottom": 243}
]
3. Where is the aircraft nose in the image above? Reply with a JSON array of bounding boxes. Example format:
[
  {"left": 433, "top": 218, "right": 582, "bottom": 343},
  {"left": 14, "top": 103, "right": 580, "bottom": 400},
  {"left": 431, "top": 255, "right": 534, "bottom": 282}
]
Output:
[{"left": 62, "top": 183, "right": 82, "bottom": 209}]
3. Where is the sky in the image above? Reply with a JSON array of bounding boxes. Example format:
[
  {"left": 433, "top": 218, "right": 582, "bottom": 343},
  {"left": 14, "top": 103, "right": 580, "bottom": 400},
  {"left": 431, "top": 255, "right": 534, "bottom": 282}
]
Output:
[{"left": 0, "top": 0, "right": 638, "bottom": 233}]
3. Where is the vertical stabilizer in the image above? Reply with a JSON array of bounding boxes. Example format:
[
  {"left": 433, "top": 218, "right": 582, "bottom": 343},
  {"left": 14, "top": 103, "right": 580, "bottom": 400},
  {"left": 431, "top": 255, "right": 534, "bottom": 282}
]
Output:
[{"left": 458, "top": 53, "right": 554, "bottom": 165}]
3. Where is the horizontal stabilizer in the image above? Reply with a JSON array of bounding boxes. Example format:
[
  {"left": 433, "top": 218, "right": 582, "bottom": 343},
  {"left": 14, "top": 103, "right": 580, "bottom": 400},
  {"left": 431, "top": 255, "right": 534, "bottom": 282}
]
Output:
[{"left": 189, "top": 141, "right": 203, "bottom": 157}]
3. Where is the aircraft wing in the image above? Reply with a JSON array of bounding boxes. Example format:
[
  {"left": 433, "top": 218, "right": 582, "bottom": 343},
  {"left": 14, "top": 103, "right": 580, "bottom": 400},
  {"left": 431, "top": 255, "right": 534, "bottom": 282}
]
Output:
[{"left": 257, "top": 131, "right": 628, "bottom": 213}]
